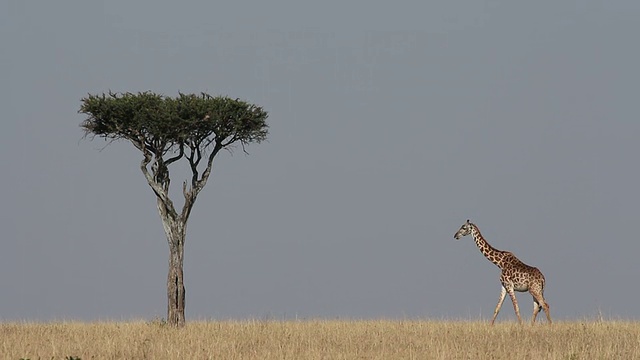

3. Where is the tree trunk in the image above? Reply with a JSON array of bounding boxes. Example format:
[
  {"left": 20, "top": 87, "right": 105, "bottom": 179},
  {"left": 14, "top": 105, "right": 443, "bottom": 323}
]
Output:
[
  {"left": 158, "top": 205, "right": 187, "bottom": 327},
  {"left": 142, "top": 149, "right": 212, "bottom": 327},
  {"left": 167, "top": 238, "right": 186, "bottom": 327}
]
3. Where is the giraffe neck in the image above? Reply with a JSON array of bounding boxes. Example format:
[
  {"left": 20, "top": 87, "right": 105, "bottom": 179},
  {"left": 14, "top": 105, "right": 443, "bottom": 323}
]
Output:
[{"left": 470, "top": 224, "right": 505, "bottom": 269}]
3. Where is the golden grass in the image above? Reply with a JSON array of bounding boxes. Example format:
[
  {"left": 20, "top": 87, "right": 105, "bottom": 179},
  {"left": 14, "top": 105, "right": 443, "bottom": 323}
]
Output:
[{"left": 2, "top": 320, "right": 639, "bottom": 360}]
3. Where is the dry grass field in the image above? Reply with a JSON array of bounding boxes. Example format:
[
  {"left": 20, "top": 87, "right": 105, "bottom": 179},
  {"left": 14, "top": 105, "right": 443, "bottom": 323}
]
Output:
[{"left": 2, "top": 319, "right": 638, "bottom": 360}]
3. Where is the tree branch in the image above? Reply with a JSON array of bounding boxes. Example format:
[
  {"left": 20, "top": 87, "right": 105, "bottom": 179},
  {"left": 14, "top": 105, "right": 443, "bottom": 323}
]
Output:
[
  {"left": 140, "top": 151, "right": 179, "bottom": 220},
  {"left": 179, "top": 140, "right": 223, "bottom": 222},
  {"left": 165, "top": 143, "right": 184, "bottom": 166},
  {"left": 186, "top": 144, "right": 200, "bottom": 188},
  {"left": 198, "top": 140, "right": 224, "bottom": 190}
]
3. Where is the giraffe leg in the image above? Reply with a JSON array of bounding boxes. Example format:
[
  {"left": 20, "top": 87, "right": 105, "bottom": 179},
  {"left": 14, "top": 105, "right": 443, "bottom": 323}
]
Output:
[
  {"left": 542, "top": 302, "right": 552, "bottom": 324},
  {"left": 491, "top": 286, "right": 507, "bottom": 325},
  {"left": 507, "top": 288, "right": 522, "bottom": 324},
  {"left": 531, "top": 297, "right": 541, "bottom": 324},
  {"left": 531, "top": 290, "right": 552, "bottom": 325}
]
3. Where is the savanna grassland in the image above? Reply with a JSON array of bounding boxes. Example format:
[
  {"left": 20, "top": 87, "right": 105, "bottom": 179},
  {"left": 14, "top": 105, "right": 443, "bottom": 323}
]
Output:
[{"left": 2, "top": 320, "right": 638, "bottom": 360}]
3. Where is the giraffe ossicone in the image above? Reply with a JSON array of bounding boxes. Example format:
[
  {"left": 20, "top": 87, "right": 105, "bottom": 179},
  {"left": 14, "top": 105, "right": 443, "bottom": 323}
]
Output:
[{"left": 453, "top": 219, "right": 552, "bottom": 325}]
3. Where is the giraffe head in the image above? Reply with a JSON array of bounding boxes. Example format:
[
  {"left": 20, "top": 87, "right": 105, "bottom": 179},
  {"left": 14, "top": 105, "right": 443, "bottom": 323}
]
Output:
[{"left": 453, "top": 219, "right": 473, "bottom": 240}]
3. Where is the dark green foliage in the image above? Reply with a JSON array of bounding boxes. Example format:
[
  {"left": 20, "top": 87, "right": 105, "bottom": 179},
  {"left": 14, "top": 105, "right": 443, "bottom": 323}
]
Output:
[{"left": 79, "top": 91, "right": 268, "bottom": 154}]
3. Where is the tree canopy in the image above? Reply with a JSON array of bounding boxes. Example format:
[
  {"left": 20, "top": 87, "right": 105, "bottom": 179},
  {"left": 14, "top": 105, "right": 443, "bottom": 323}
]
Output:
[
  {"left": 80, "top": 91, "right": 269, "bottom": 221},
  {"left": 80, "top": 91, "right": 268, "bottom": 154}
]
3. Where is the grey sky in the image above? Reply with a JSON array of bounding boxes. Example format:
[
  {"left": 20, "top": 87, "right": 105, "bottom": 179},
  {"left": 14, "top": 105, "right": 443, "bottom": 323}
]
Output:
[{"left": 1, "top": 1, "right": 639, "bottom": 322}]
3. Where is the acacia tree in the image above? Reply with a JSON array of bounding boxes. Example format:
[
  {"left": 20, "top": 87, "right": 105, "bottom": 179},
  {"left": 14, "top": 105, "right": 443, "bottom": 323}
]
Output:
[{"left": 80, "top": 92, "right": 268, "bottom": 327}]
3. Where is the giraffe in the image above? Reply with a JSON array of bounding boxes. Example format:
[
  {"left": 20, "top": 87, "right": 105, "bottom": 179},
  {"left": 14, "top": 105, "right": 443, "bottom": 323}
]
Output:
[{"left": 453, "top": 219, "right": 552, "bottom": 325}]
